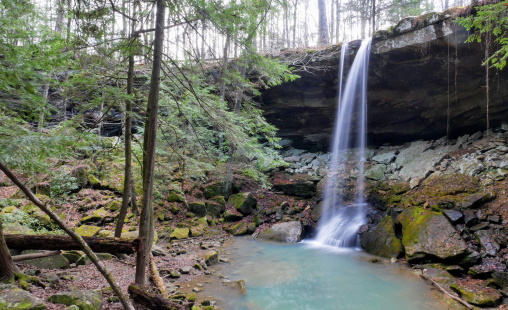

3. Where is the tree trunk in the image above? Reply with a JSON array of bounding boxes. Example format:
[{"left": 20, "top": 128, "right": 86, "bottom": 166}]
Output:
[
  {"left": 0, "top": 222, "right": 15, "bottom": 281},
  {"left": 0, "top": 162, "right": 135, "bottom": 310},
  {"left": 116, "top": 17, "right": 137, "bottom": 237},
  {"left": 135, "top": 0, "right": 165, "bottom": 286},
  {"left": 5, "top": 234, "right": 139, "bottom": 254},
  {"left": 12, "top": 251, "right": 61, "bottom": 262},
  {"left": 318, "top": 0, "right": 329, "bottom": 45}
]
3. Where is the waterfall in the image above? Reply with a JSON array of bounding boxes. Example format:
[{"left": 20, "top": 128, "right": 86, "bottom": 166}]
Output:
[{"left": 315, "top": 38, "right": 372, "bottom": 248}]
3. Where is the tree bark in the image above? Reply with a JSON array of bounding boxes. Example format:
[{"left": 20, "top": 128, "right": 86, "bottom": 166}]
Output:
[
  {"left": 0, "top": 162, "right": 135, "bottom": 310},
  {"left": 318, "top": 0, "right": 329, "bottom": 45},
  {"left": 136, "top": 0, "right": 165, "bottom": 286},
  {"left": 116, "top": 37, "right": 136, "bottom": 238},
  {"left": 12, "top": 251, "right": 61, "bottom": 262},
  {"left": 0, "top": 222, "right": 15, "bottom": 281},
  {"left": 5, "top": 235, "right": 139, "bottom": 254}
]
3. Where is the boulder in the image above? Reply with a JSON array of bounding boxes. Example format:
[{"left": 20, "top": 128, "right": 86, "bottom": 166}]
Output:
[
  {"left": 364, "top": 164, "right": 387, "bottom": 181},
  {"left": 188, "top": 201, "right": 206, "bottom": 217},
  {"left": 0, "top": 284, "right": 47, "bottom": 310},
  {"left": 271, "top": 173, "right": 316, "bottom": 198},
  {"left": 205, "top": 200, "right": 225, "bottom": 217},
  {"left": 74, "top": 225, "right": 101, "bottom": 237},
  {"left": 228, "top": 193, "right": 256, "bottom": 215},
  {"left": 360, "top": 216, "right": 403, "bottom": 258},
  {"left": 48, "top": 290, "right": 102, "bottom": 310},
  {"left": 398, "top": 207, "right": 478, "bottom": 264},
  {"left": 205, "top": 251, "right": 219, "bottom": 266},
  {"left": 450, "top": 282, "right": 502, "bottom": 307},
  {"left": 202, "top": 181, "right": 232, "bottom": 199},
  {"left": 167, "top": 191, "right": 185, "bottom": 203},
  {"left": 258, "top": 221, "right": 303, "bottom": 243},
  {"left": 22, "top": 251, "right": 70, "bottom": 269},
  {"left": 225, "top": 222, "right": 249, "bottom": 236},
  {"left": 474, "top": 230, "right": 500, "bottom": 257},
  {"left": 442, "top": 209, "right": 463, "bottom": 224},
  {"left": 222, "top": 210, "right": 243, "bottom": 222},
  {"left": 170, "top": 228, "right": 190, "bottom": 240}
]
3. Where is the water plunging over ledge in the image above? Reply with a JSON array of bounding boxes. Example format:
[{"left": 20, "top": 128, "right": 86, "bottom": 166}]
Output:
[{"left": 315, "top": 38, "right": 372, "bottom": 248}]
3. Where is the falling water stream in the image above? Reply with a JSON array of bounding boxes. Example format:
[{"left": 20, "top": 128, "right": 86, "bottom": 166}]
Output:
[
  {"left": 315, "top": 38, "right": 372, "bottom": 248},
  {"left": 203, "top": 40, "right": 449, "bottom": 309}
]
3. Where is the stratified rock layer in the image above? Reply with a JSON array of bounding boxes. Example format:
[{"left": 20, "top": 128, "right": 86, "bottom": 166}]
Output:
[{"left": 260, "top": 9, "right": 508, "bottom": 150}]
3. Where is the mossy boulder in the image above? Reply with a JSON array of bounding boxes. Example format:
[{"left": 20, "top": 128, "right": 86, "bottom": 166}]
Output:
[
  {"left": 0, "top": 284, "right": 47, "bottom": 310},
  {"left": 360, "top": 216, "right": 403, "bottom": 258},
  {"left": 74, "top": 225, "right": 101, "bottom": 237},
  {"left": 22, "top": 251, "right": 70, "bottom": 269},
  {"left": 170, "top": 227, "right": 190, "bottom": 240},
  {"left": 167, "top": 191, "right": 185, "bottom": 203},
  {"left": 450, "top": 282, "right": 502, "bottom": 307},
  {"left": 80, "top": 208, "right": 109, "bottom": 224},
  {"left": 365, "top": 164, "right": 387, "bottom": 181},
  {"left": 223, "top": 209, "right": 243, "bottom": 222},
  {"left": 121, "top": 230, "right": 159, "bottom": 243},
  {"left": 202, "top": 181, "right": 232, "bottom": 199},
  {"left": 190, "top": 217, "right": 208, "bottom": 237},
  {"left": 205, "top": 251, "right": 219, "bottom": 266},
  {"left": 225, "top": 222, "right": 249, "bottom": 236},
  {"left": 188, "top": 201, "right": 206, "bottom": 217},
  {"left": 48, "top": 290, "right": 102, "bottom": 310},
  {"left": 398, "top": 207, "right": 478, "bottom": 264},
  {"left": 258, "top": 221, "right": 303, "bottom": 243},
  {"left": 205, "top": 201, "right": 226, "bottom": 217},
  {"left": 107, "top": 200, "right": 121, "bottom": 212},
  {"left": 228, "top": 193, "right": 256, "bottom": 215}
]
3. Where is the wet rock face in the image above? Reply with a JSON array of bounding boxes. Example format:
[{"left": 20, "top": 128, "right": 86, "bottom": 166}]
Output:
[{"left": 260, "top": 10, "right": 508, "bottom": 151}]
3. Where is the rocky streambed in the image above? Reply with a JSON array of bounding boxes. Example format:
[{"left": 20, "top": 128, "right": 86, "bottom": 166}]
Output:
[{"left": 270, "top": 126, "right": 508, "bottom": 308}]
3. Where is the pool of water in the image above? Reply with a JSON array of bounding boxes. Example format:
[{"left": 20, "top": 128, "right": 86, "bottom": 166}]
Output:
[{"left": 208, "top": 237, "right": 449, "bottom": 310}]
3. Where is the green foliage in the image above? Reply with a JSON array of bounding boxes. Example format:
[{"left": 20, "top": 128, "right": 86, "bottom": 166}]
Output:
[
  {"left": 0, "top": 208, "right": 64, "bottom": 235},
  {"left": 456, "top": 1, "right": 508, "bottom": 69}
]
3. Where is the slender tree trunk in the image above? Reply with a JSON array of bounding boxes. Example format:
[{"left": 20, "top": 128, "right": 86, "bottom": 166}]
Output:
[
  {"left": 0, "top": 222, "right": 15, "bottom": 281},
  {"left": 372, "top": 0, "right": 376, "bottom": 36},
  {"left": 0, "top": 162, "right": 135, "bottom": 310},
  {"left": 135, "top": 0, "right": 165, "bottom": 286},
  {"left": 38, "top": 84, "right": 49, "bottom": 132},
  {"left": 336, "top": 0, "right": 341, "bottom": 42},
  {"left": 318, "top": 0, "right": 329, "bottom": 45},
  {"left": 116, "top": 53, "right": 135, "bottom": 238}
]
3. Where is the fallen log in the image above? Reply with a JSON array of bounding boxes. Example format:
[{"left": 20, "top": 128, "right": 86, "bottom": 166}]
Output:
[
  {"left": 128, "top": 284, "right": 187, "bottom": 310},
  {"left": 6, "top": 235, "right": 139, "bottom": 254},
  {"left": 12, "top": 250, "right": 61, "bottom": 262}
]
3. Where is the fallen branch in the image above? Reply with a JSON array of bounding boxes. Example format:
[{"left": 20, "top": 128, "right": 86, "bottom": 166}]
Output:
[
  {"left": 6, "top": 234, "right": 139, "bottom": 254},
  {"left": 128, "top": 284, "right": 187, "bottom": 310},
  {"left": 0, "top": 162, "right": 135, "bottom": 310},
  {"left": 12, "top": 251, "right": 61, "bottom": 262},
  {"left": 421, "top": 274, "right": 474, "bottom": 309},
  {"left": 149, "top": 253, "right": 169, "bottom": 299}
]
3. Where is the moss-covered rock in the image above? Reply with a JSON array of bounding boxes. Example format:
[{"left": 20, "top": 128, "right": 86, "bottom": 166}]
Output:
[
  {"left": 225, "top": 222, "right": 249, "bottom": 236},
  {"left": 188, "top": 201, "right": 206, "bottom": 217},
  {"left": 398, "top": 207, "right": 478, "bottom": 264},
  {"left": 205, "top": 251, "right": 219, "bottom": 266},
  {"left": 205, "top": 201, "right": 225, "bottom": 217},
  {"left": 80, "top": 208, "right": 109, "bottom": 224},
  {"left": 222, "top": 209, "right": 243, "bottom": 222},
  {"left": 360, "top": 216, "right": 403, "bottom": 258},
  {"left": 167, "top": 191, "right": 185, "bottom": 203},
  {"left": 22, "top": 251, "right": 70, "bottom": 269},
  {"left": 190, "top": 217, "right": 208, "bottom": 237},
  {"left": 107, "top": 200, "right": 121, "bottom": 212},
  {"left": 74, "top": 225, "right": 101, "bottom": 237},
  {"left": 202, "top": 181, "right": 231, "bottom": 199},
  {"left": 450, "top": 282, "right": 502, "bottom": 307},
  {"left": 48, "top": 290, "right": 102, "bottom": 310},
  {"left": 0, "top": 284, "right": 46, "bottom": 310},
  {"left": 170, "top": 227, "right": 190, "bottom": 240},
  {"left": 228, "top": 193, "right": 256, "bottom": 215}
]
